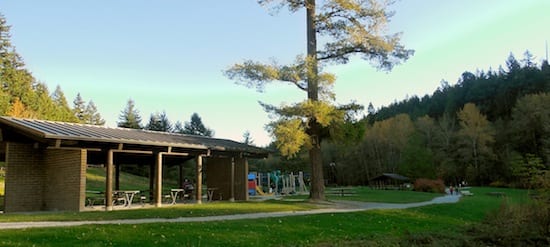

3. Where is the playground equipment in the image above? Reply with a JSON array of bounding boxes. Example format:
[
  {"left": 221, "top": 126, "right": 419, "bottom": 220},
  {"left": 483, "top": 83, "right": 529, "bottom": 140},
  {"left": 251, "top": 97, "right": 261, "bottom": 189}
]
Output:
[
  {"left": 248, "top": 173, "right": 256, "bottom": 196},
  {"left": 255, "top": 185, "right": 272, "bottom": 196},
  {"left": 249, "top": 171, "right": 308, "bottom": 196},
  {"left": 248, "top": 173, "right": 275, "bottom": 196}
]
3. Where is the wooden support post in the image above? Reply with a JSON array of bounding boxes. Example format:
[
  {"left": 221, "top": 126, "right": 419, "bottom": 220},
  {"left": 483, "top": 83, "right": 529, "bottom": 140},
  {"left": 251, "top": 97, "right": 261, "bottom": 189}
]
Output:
[
  {"left": 154, "top": 152, "right": 163, "bottom": 207},
  {"left": 105, "top": 150, "right": 114, "bottom": 211},
  {"left": 230, "top": 157, "right": 235, "bottom": 202},
  {"left": 195, "top": 155, "right": 203, "bottom": 204}
]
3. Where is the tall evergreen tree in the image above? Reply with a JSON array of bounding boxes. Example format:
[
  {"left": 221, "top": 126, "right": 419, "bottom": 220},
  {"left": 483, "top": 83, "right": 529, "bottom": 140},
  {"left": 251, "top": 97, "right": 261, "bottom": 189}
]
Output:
[
  {"left": 0, "top": 89, "right": 9, "bottom": 115},
  {"left": 158, "top": 111, "right": 172, "bottom": 132},
  {"left": 172, "top": 121, "right": 184, "bottom": 134},
  {"left": 85, "top": 100, "right": 105, "bottom": 125},
  {"left": 0, "top": 12, "right": 93, "bottom": 123},
  {"left": 32, "top": 82, "right": 53, "bottom": 118},
  {"left": 226, "top": 0, "right": 412, "bottom": 200},
  {"left": 73, "top": 93, "right": 87, "bottom": 122},
  {"left": 145, "top": 113, "right": 161, "bottom": 131},
  {"left": 367, "top": 102, "right": 375, "bottom": 115},
  {"left": 50, "top": 85, "right": 77, "bottom": 122},
  {"left": 145, "top": 111, "right": 172, "bottom": 132},
  {"left": 73, "top": 93, "right": 104, "bottom": 125},
  {"left": 7, "top": 97, "right": 33, "bottom": 118},
  {"left": 0, "top": 13, "right": 35, "bottom": 113},
  {"left": 521, "top": 50, "right": 536, "bottom": 68},
  {"left": 117, "top": 99, "right": 142, "bottom": 129},
  {"left": 243, "top": 130, "right": 254, "bottom": 145},
  {"left": 506, "top": 53, "right": 521, "bottom": 73},
  {"left": 182, "top": 113, "right": 214, "bottom": 137}
]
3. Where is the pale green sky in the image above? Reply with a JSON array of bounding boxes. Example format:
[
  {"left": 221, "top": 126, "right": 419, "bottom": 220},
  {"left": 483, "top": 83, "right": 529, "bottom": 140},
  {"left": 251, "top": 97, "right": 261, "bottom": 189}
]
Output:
[{"left": 2, "top": 0, "right": 549, "bottom": 146}]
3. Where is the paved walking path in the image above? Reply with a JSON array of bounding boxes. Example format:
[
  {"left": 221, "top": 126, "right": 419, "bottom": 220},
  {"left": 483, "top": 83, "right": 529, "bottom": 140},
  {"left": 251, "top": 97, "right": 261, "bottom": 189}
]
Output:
[{"left": 0, "top": 195, "right": 460, "bottom": 230}]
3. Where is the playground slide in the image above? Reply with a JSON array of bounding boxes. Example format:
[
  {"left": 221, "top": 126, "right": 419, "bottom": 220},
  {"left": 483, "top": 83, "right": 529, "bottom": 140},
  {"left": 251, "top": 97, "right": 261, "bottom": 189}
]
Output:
[{"left": 255, "top": 186, "right": 273, "bottom": 196}]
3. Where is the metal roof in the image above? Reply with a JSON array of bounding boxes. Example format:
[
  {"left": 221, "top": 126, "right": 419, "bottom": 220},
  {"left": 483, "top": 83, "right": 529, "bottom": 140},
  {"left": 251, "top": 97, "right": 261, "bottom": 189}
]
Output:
[
  {"left": 0, "top": 117, "right": 267, "bottom": 156},
  {"left": 370, "top": 173, "right": 410, "bottom": 181}
]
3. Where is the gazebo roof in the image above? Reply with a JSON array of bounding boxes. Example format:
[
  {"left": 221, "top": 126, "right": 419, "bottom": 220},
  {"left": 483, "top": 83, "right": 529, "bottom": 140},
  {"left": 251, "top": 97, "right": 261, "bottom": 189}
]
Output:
[
  {"left": 370, "top": 173, "right": 410, "bottom": 181},
  {"left": 0, "top": 117, "right": 268, "bottom": 158}
]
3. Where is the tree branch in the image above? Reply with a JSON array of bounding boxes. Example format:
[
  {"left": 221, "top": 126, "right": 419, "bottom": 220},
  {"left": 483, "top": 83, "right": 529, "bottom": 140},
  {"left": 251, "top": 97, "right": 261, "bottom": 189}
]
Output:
[{"left": 225, "top": 59, "right": 309, "bottom": 92}]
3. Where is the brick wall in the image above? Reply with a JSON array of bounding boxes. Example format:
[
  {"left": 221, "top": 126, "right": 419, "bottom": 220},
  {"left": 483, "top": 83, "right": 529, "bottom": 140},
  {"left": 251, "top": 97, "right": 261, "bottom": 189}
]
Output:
[
  {"left": 44, "top": 149, "right": 86, "bottom": 211},
  {"left": 4, "top": 143, "right": 86, "bottom": 213},
  {"left": 4, "top": 143, "right": 45, "bottom": 212}
]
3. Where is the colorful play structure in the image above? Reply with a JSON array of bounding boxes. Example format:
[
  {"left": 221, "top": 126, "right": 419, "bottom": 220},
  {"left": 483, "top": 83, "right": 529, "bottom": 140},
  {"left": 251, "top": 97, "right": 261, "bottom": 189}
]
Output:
[{"left": 248, "top": 171, "right": 308, "bottom": 196}]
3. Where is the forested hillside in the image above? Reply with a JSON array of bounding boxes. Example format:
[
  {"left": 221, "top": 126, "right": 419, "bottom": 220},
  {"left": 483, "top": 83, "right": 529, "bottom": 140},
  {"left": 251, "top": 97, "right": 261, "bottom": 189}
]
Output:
[
  {"left": 321, "top": 52, "right": 550, "bottom": 186},
  {"left": 0, "top": 14, "right": 103, "bottom": 124},
  {"left": 370, "top": 52, "right": 549, "bottom": 123}
]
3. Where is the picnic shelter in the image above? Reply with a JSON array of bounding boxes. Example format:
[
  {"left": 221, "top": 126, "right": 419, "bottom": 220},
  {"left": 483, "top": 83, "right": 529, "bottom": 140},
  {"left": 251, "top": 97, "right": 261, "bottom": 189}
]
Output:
[
  {"left": 0, "top": 117, "right": 268, "bottom": 213},
  {"left": 369, "top": 173, "right": 410, "bottom": 190}
]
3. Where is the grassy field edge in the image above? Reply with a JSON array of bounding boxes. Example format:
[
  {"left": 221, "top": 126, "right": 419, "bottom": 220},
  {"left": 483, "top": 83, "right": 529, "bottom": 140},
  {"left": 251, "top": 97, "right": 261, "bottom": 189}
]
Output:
[{"left": 0, "top": 187, "right": 530, "bottom": 246}]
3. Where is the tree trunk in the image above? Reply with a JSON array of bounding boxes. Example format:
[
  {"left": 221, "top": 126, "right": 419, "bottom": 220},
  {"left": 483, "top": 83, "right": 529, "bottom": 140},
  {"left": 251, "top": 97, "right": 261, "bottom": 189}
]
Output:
[
  {"left": 306, "top": 0, "right": 318, "bottom": 101},
  {"left": 309, "top": 121, "right": 325, "bottom": 201},
  {"left": 309, "top": 144, "right": 325, "bottom": 200},
  {"left": 305, "top": 0, "right": 324, "bottom": 201}
]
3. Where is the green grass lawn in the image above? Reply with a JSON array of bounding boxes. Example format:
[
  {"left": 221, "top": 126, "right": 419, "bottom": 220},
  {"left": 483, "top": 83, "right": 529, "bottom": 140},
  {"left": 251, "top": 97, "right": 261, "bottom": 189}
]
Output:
[
  {"left": 0, "top": 187, "right": 530, "bottom": 246},
  {"left": 0, "top": 167, "right": 180, "bottom": 212},
  {"left": 86, "top": 167, "right": 178, "bottom": 192},
  {"left": 0, "top": 186, "right": 439, "bottom": 223},
  {"left": 85, "top": 167, "right": 180, "bottom": 203},
  {"left": 329, "top": 186, "right": 440, "bottom": 203},
  {"left": 0, "top": 210, "right": 457, "bottom": 247},
  {"left": 0, "top": 201, "right": 317, "bottom": 223},
  {"left": 285, "top": 186, "right": 440, "bottom": 203}
]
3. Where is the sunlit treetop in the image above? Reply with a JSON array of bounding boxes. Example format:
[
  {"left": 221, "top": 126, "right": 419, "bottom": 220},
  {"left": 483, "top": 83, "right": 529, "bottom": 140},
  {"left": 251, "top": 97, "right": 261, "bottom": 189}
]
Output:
[{"left": 258, "top": 0, "right": 414, "bottom": 69}]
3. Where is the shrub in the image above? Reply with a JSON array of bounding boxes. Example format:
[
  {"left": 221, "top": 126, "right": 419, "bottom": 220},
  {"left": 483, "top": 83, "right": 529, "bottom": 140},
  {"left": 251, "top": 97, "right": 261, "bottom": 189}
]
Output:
[
  {"left": 489, "top": 180, "right": 508, "bottom": 188},
  {"left": 413, "top": 178, "right": 445, "bottom": 193},
  {"left": 468, "top": 200, "right": 550, "bottom": 246}
]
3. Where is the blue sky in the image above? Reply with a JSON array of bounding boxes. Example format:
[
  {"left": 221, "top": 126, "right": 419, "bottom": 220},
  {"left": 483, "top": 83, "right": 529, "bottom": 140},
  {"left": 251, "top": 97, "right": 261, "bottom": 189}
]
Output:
[{"left": 2, "top": 0, "right": 549, "bottom": 146}]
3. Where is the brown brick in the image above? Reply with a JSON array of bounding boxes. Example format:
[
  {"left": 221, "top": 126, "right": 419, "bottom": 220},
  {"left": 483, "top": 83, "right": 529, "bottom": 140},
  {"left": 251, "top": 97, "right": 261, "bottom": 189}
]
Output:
[{"left": 4, "top": 143, "right": 86, "bottom": 213}]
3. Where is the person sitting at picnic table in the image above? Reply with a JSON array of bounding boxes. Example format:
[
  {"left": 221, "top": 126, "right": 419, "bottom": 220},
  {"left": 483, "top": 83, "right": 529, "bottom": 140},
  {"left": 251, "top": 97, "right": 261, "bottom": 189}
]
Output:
[{"left": 183, "top": 178, "right": 194, "bottom": 198}]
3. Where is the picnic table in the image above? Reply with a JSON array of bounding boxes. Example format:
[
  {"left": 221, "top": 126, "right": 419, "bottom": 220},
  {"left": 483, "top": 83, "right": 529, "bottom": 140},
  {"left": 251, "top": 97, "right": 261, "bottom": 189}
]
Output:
[
  {"left": 85, "top": 190, "right": 105, "bottom": 208},
  {"left": 326, "top": 188, "right": 356, "bottom": 197},
  {"left": 113, "top": 190, "right": 140, "bottom": 207},
  {"left": 169, "top": 189, "right": 184, "bottom": 205},
  {"left": 207, "top": 187, "right": 219, "bottom": 201}
]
